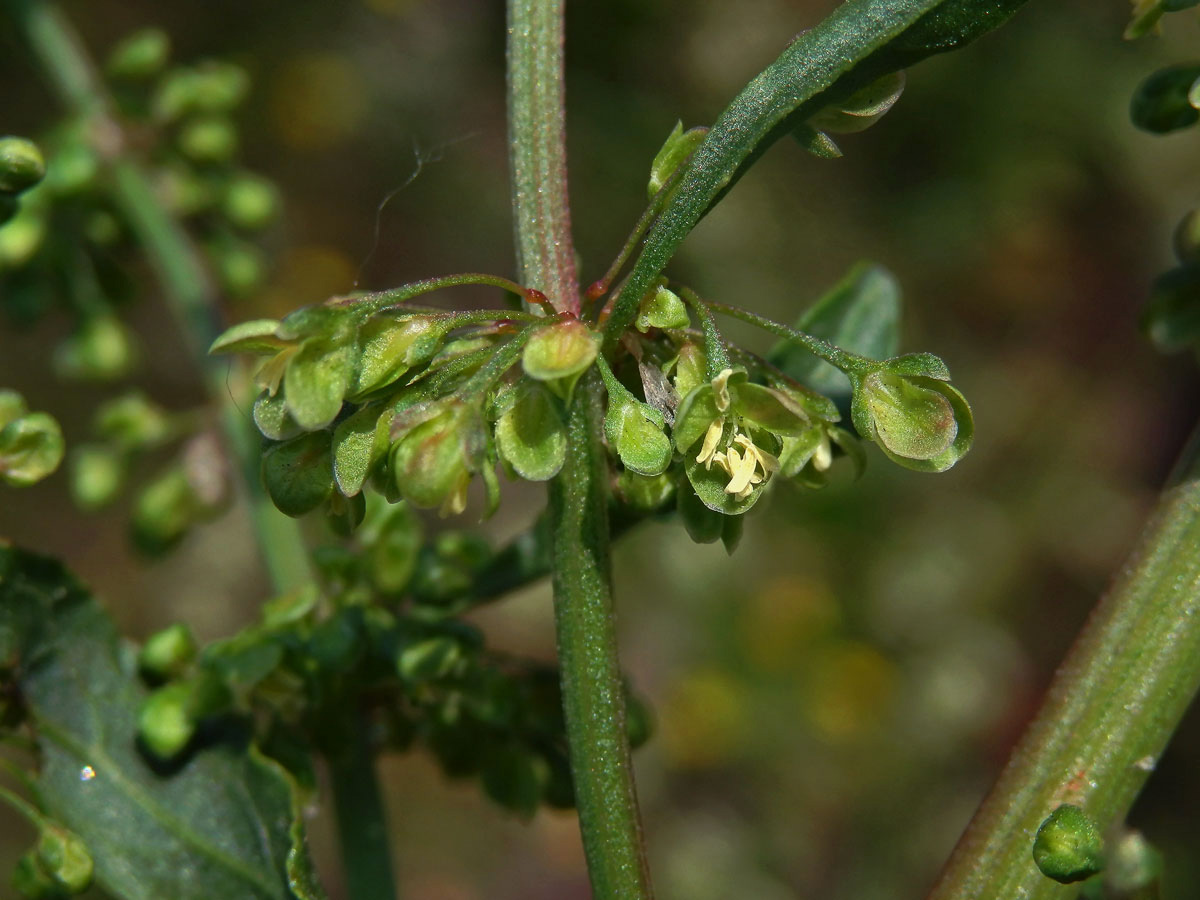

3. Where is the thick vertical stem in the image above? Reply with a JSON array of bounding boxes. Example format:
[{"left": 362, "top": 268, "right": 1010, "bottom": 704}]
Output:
[
  {"left": 506, "top": 0, "right": 579, "bottom": 313},
  {"left": 328, "top": 720, "right": 397, "bottom": 900},
  {"left": 928, "top": 427, "right": 1200, "bottom": 899},
  {"left": 549, "top": 372, "right": 654, "bottom": 899},
  {"left": 507, "top": 1, "right": 652, "bottom": 895}
]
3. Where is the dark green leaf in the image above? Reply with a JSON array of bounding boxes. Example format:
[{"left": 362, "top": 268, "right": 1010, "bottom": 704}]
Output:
[{"left": 0, "top": 546, "right": 326, "bottom": 900}]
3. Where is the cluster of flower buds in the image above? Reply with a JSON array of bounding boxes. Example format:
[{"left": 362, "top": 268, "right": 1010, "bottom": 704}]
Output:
[
  {"left": 11, "top": 820, "right": 93, "bottom": 899},
  {"left": 132, "top": 498, "right": 648, "bottom": 818},
  {"left": 0, "top": 27, "right": 278, "bottom": 373},
  {"left": 66, "top": 392, "right": 228, "bottom": 555},
  {"left": 1127, "top": 32, "right": 1200, "bottom": 359},
  {"left": 0, "top": 389, "right": 64, "bottom": 488}
]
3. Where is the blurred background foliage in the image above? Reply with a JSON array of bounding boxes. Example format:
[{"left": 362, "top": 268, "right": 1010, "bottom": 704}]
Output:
[{"left": 3, "top": 0, "right": 1200, "bottom": 897}]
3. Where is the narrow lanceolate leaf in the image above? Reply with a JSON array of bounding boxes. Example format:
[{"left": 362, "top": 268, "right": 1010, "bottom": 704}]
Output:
[
  {"left": 0, "top": 546, "right": 325, "bottom": 900},
  {"left": 603, "top": 0, "right": 1028, "bottom": 347}
]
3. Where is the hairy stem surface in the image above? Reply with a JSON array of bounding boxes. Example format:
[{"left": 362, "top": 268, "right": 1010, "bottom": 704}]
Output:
[
  {"left": 507, "top": 1, "right": 652, "bottom": 896},
  {"left": 929, "top": 427, "right": 1200, "bottom": 899}
]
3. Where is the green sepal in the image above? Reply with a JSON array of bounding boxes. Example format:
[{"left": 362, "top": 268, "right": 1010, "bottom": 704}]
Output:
[
  {"left": 616, "top": 469, "right": 676, "bottom": 512},
  {"left": 253, "top": 390, "right": 302, "bottom": 442},
  {"left": 0, "top": 137, "right": 47, "bottom": 195},
  {"left": 672, "top": 381, "right": 723, "bottom": 454},
  {"left": 494, "top": 381, "right": 567, "bottom": 481},
  {"left": 732, "top": 382, "right": 811, "bottom": 436},
  {"left": 35, "top": 823, "right": 93, "bottom": 894},
  {"left": 209, "top": 319, "right": 288, "bottom": 355},
  {"left": 1032, "top": 804, "right": 1105, "bottom": 885},
  {"left": 1143, "top": 264, "right": 1200, "bottom": 353},
  {"left": 349, "top": 314, "right": 444, "bottom": 400},
  {"left": 683, "top": 438, "right": 774, "bottom": 515},
  {"left": 720, "top": 512, "right": 744, "bottom": 555},
  {"left": 201, "top": 634, "right": 284, "bottom": 698},
  {"left": 521, "top": 318, "right": 599, "bottom": 397},
  {"left": 677, "top": 479, "right": 725, "bottom": 543},
  {"left": 808, "top": 71, "right": 905, "bottom": 134},
  {"left": 1130, "top": 64, "right": 1200, "bottom": 134},
  {"left": 368, "top": 502, "right": 423, "bottom": 595},
  {"left": 332, "top": 402, "right": 394, "bottom": 496},
  {"left": 262, "top": 431, "right": 334, "bottom": 517},
  {"left": 605, "top": 395, "right": 671, "bottom": 476},
  {"left": 325, "top": 491, "right": 366, "bottom": 536},
  {"left": 851, "top": 371, "right": 972, "bottom": 472},
  {"left": 671, "top": 341, "right": 708, "bottom": 400},
  {"left": 635, "top": 284, "right": 690, "bottom": 332},
  {"left": 790, "top": 124, "right": 843, "bottom": 159},
  {"left": 283, "top": 335, "right": 356, "bottom": 430},
  {"left": 779, "top": 426, "right": 831, "bottom": 479},
  {"left": 881, "top": 352, "right": 951, "bottom": 380},
  {"left": 0, "top": 412, "right": 65, "bottom": 487},
  {"left": 648, "top": 121, "right": 708, "bottom": 199},
  {"left": 12, "top": 850, "right": 57, "bottom": 899}
]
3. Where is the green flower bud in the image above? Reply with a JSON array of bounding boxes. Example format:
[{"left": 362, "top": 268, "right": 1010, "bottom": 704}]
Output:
[
  {"left": 139, "top": 623, "right": 197, "bottom": 680},
  {"left": 0, "top": 206, "right": 47, "bottom": 268},
  {"left": 177, "top": 116, "right": 239, "bottom": 165},
  {"left": 604, "top": 394, "right": 671, "bottom": 476},
  {"left": 850, "top": 365, "right": 972, "bottom": 472},
  {"left": 1032, "top": 804, "right": 1105, "bottom": 885},
  {"left": 0, "top": 389, "right": 27, "bottom": 427},
  {"left": 1131, "top": 64, "right": 1200, "bottom": 134},
  {"left": 69, "top": 444, "right": 124, "bottom": 509},
  {"left": 494, "top": 380, "right": 567, "bottom": 480},
  {"left": 53, "top": 316, "right": 138, "bottom": 381},
  {"left": 647, "top": 121, "right": 708, "bottom": 199},
  {"left": 0, "top": 137, "right": 46, "bottom": 195},
  {"left": 1106, "top": 830, "right": 1162, "bottom": 896},
  {"left": 522, "top": 318, "right": 598, "bottom": 397},
  {"left": 154, "top": 62, "right": 249, "bottom": 121},
  {"left": 138, "top": 676, "right": 229, "bottom": 760},
  {"left": 397, "top": 635, "right": 464, "bottom": 682},
  {"left": 44, "top": 142, "right": 97, "bottom": 197},
  {"left": 105, "top": 28, "right": 171, "bottom": 81},
  {"left": 95, "top": 391, "right": 172, "bottom": 450},
  {"left": 131, "top": 466, "right": 199, "bottom": 555},
  {"left": 12, "top": 851, "right": 56, "bottom": 899},
  {"left": 262, "top": 431, "right": 335, "bottom": 517},
  {"left": 36, "top": 824, "right": 93, "bottom": 894},
  {"left": 212, "top": 240, "right": 266, "bottom": 299},
  {"left": 390, "top": 401, "right": 483, "bottom": 515},
  {"left": 1144, "top": 264, "right": 1200, "bottom": 353},
  {"left": 0, "top": 412, "right": 65, "bottom": 488},
  {"left": 635, "top": 284, "right": 690, "bottom": 333},
  {"left": 221, "top": 173, "right": 280, "bottom": 231}
]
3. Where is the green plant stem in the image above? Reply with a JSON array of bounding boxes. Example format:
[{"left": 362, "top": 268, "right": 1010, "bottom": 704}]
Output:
[
  {"left": 678, "top": 289, "right": 732, "bottom": 378},
  {"left": 549, "top": 371, "right": 654, "bottom": 899},
  {"left": 928, "top": 425, "right": 1200, "bottom": 899},
  {"left": 334, "top": 271, "right": 546, "bottom": 316},
  {"left": 508, "top": 1, "right": 653, "bottom": 896},
  {"left": 4, "top": 0, "right": 314, "bottom": 594},
  {"left": 327, "top": 720, "right": 395, "bottom": 900},
  {"left": 507, "top": 0, "right": 579, "bottom": 314}
]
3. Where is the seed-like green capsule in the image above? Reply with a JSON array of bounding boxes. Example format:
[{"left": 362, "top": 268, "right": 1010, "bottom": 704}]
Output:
[
  {"left": 105, "top": 28, "right": 171, "bottom": 81},
  {"left": 222, "top": 173, "right": 280, "bottom": 231},
  {"left": 0, "top": 137, "right": 46, "bottom": 195},
  {"left": 177, "top": 116, "right": 239, "bottom": 165},
  {"left": 1032, "top": 804, "right": 1105, "bottom": 884},
  {"left": 139, "top": 623, "right": 197, "bottom": 680}
]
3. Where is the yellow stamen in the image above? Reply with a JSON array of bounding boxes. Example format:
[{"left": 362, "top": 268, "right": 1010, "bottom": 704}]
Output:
[
  {"left": 696, "top": 418, "right": 725, "bottom": 467},
  {"left": 712, "top": 368, "right": 734, "bottom": 414}
]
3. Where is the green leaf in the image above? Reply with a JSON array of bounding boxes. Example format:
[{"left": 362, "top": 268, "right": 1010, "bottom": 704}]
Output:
[
  {"left": 332, "top": 402, "right": 394, "bottom": 497},
  {"left": 769, "top": 262, "right": 900, "bottom": 400},
  {"left": 0, "top": 412, "right": 65, "bottom": 487},
  {"left": 494, "top": 381, "right": 567, "bottom": 481},
  {"left": 262, "top": 432, "right": 334, "bottom": 517},
  {"left": 1131, "top": 64, "right": 1200, "bottom": 134},
  {"left": 0, "top": 546, "right": 326, "bottom": 900},
  {"left": 604, "top": 0, "right": 1028, "bottom": 347},
  {"left": 283, "top": 336, "right": 356, "bottom": 431},
  {"left": 209, "top": 319, "right": 288, "bottom": 356}
]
